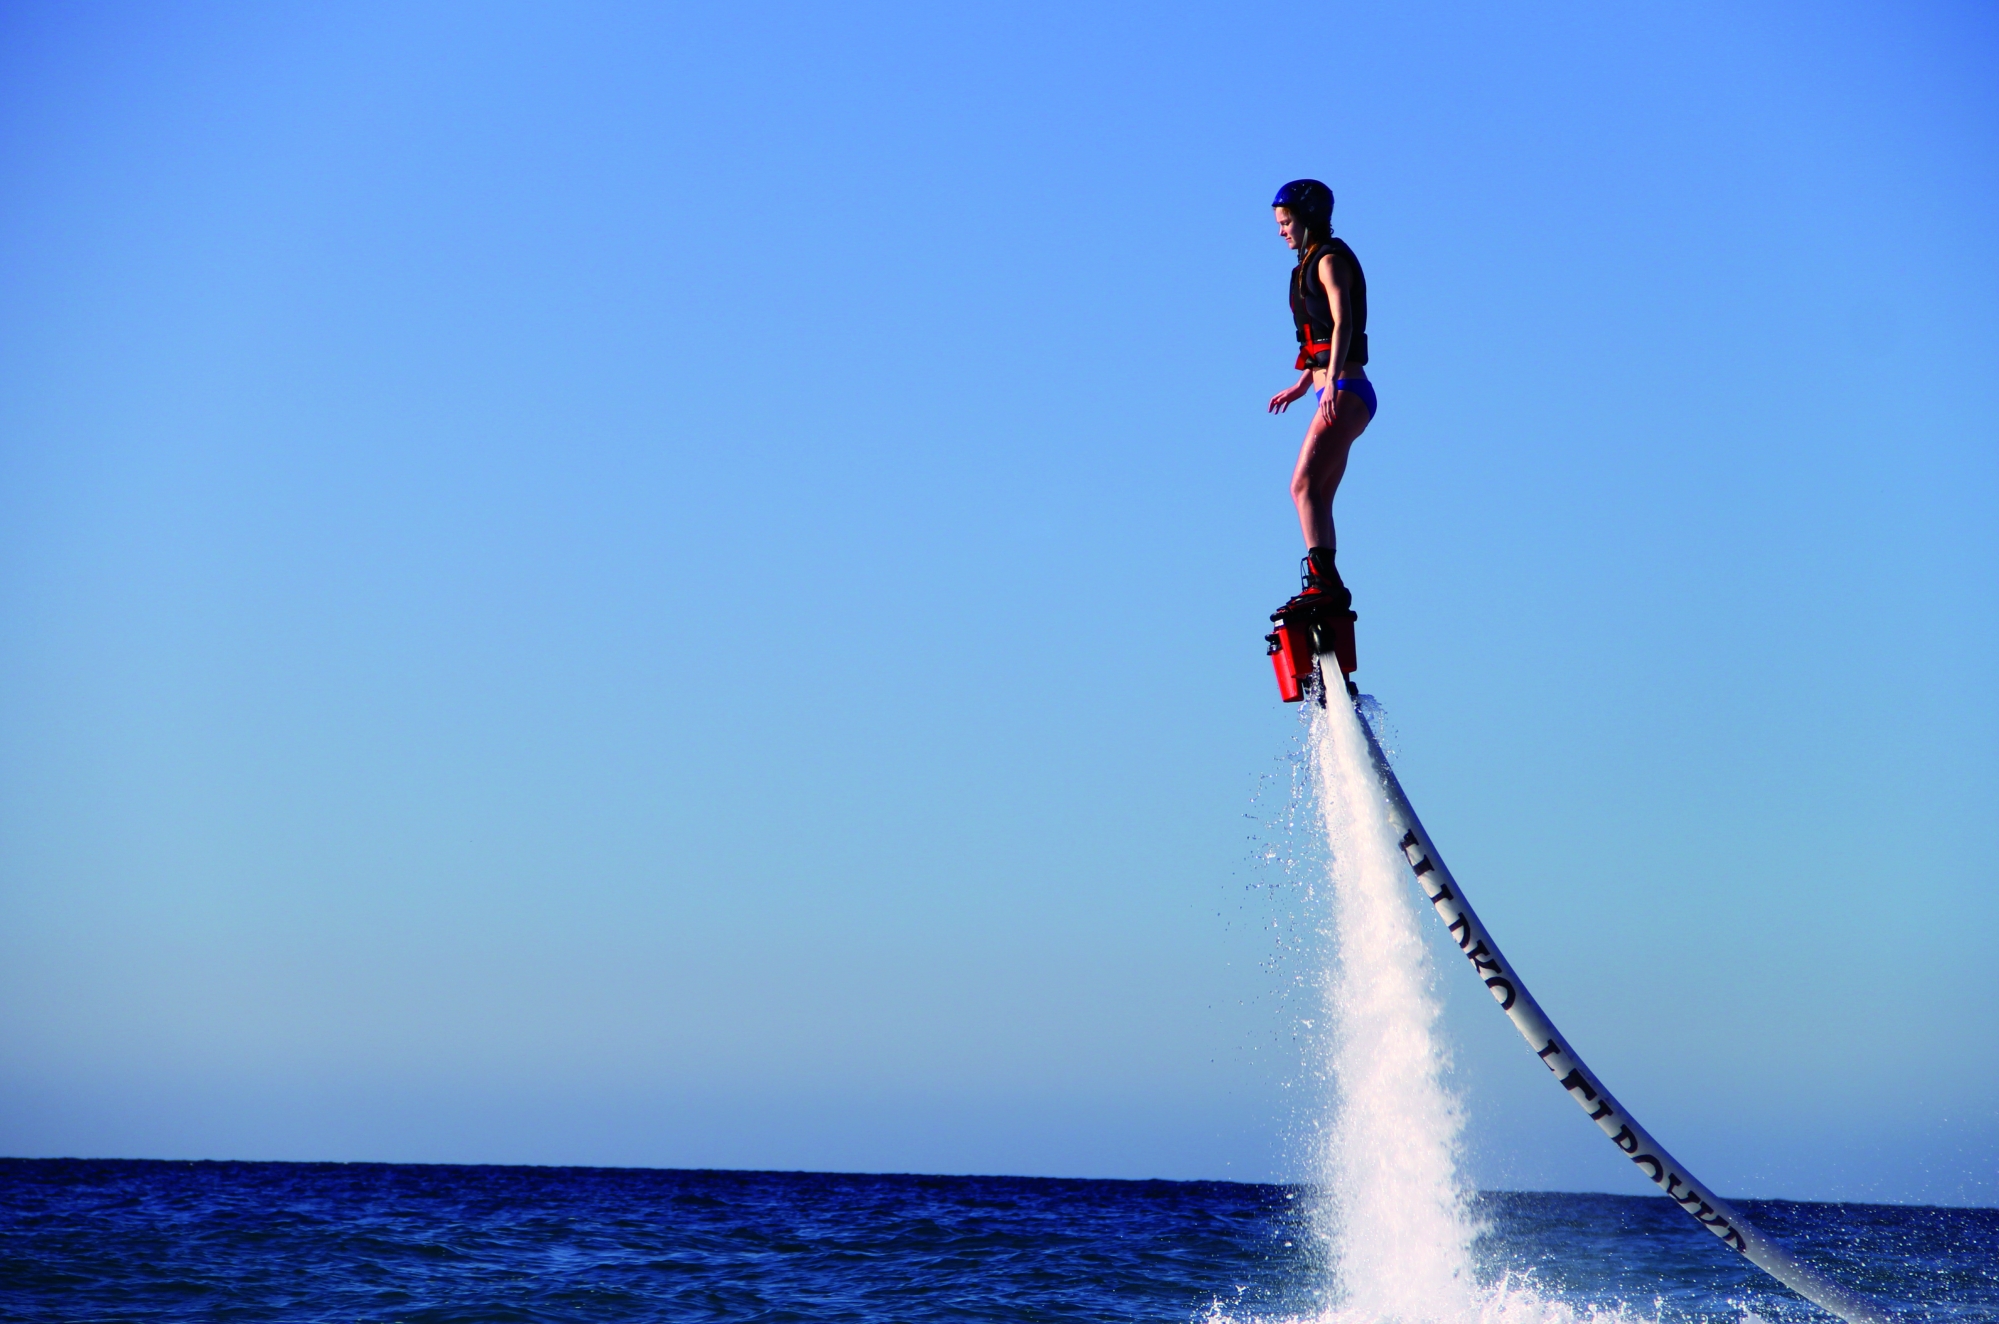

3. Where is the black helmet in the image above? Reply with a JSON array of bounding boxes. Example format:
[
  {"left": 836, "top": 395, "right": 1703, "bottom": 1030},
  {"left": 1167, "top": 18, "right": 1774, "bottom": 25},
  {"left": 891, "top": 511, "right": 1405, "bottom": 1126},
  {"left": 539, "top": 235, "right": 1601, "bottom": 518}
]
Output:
[{"left": 1271, "top": 179, "right": 1334, "bottom": 234}]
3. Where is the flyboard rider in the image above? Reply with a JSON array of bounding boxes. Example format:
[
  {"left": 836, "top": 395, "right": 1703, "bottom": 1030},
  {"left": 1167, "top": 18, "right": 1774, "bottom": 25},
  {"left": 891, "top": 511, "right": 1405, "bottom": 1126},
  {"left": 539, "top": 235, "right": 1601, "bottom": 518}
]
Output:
[
  {"left": 1268, "top": 178, "right": 1372, "bottom": 620},
  {"left": 1263, "top": 179, "right": 1372, "bottom": 700}
]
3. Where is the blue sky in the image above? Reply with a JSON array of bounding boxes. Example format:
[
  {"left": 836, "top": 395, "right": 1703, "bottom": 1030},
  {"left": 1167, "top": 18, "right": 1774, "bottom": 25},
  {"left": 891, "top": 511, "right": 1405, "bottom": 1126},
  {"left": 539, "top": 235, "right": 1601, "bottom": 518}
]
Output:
[{"left": 1, "top": 0, "right": 1994, "bottom": 1204}]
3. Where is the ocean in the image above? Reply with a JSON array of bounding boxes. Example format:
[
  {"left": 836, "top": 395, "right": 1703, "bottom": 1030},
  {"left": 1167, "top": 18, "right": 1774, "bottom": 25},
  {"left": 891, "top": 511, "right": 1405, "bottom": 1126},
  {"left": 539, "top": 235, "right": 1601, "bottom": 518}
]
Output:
[
  {"left": 0, "top": 1158, "right": 1993, "bottom": 1322},
  {"left": 7, "top": 694, "right": 1987, "bottom": 1321}
]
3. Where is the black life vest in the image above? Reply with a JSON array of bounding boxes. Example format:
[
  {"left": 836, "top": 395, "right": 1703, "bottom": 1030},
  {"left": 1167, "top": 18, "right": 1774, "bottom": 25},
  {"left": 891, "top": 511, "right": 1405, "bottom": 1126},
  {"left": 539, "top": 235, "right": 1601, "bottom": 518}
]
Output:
[{"left": 1290, "top": 238, "right": 1369, "bottom": 371}]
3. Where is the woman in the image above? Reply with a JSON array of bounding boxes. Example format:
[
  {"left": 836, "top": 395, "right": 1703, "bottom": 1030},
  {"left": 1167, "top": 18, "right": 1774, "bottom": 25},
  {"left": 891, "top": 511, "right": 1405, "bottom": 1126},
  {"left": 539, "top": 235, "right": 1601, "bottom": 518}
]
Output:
[{"left": 1267, "top": 178, "right": 1373, "bottom": 611}]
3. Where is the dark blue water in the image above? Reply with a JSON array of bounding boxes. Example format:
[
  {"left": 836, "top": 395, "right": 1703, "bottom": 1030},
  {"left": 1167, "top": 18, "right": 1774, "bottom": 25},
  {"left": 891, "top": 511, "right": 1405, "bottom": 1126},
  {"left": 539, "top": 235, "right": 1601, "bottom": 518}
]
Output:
[{"left": 0, "top": 1160, "right": 1991, "bottom": 1322}]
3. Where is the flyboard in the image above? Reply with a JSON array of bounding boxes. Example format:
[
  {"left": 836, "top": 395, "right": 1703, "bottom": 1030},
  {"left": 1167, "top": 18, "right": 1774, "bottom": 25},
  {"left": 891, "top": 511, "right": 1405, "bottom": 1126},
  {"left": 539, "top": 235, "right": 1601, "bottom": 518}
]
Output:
[{"left": 1265, "top": 604, "right": 1898, "bottom": 1324}]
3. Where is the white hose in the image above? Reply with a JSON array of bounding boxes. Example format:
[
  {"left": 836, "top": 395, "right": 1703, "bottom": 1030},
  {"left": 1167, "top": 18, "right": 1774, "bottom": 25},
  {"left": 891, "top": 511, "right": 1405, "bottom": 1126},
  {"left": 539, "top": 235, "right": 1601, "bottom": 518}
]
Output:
[{"left": 1347, "top": 698, "right": 1899, "bottom": 1324}]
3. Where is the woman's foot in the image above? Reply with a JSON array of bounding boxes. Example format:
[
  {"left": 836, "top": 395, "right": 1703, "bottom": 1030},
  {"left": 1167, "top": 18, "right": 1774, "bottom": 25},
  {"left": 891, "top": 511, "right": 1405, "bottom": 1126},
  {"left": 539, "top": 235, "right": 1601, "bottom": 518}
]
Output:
[{"left": 1301, "top": 548, "right": 1352, "bottom": 613}]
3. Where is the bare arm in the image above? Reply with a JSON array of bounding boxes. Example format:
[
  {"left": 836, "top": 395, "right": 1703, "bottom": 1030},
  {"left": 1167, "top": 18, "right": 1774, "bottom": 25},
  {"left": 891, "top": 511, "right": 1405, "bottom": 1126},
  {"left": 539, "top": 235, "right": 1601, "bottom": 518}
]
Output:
[
  {"left": 1311, "top": 255, "right": 1359, "bottom": 426},
  {"left": 1268, "top": 367, "right": 1316, "bottom": 414},
  {"left": 1316, "top": 250, "right": 1352, "bottom": 424},
  {"left": 1320, "top": 251, "right": 1354, "bottom": 377}
]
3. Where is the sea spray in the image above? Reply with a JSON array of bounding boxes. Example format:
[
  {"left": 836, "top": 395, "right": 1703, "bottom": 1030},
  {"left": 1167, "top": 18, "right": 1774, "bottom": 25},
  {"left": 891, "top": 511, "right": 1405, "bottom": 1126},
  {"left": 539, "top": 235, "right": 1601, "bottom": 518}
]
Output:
[
  {"left": 1271, "top": 697, "right": 1673, "bottom": 1324},
  {"left": 1307, "top": 694, "right": 1478, "bottom": 1321},
  {"left": 1215, "top": 701, "right": 1736, "bottom": 1322}
]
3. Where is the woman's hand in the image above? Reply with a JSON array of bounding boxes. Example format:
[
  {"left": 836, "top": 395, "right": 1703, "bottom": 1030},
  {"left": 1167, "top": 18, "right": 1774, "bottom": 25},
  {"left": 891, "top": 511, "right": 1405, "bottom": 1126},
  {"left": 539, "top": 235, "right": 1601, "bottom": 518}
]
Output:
[
  {"left": 1268, "top": 379, "right": 1312, "bottom": 414},
  {"left": 1316, "top": 385, "right": 1340, "bottom": 426}
]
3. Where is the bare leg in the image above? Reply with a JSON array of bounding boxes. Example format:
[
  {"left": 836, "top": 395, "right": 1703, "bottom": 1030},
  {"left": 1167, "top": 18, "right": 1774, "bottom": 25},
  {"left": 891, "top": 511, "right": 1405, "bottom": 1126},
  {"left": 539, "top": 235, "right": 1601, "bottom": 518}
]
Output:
[{"left": 1289, "top": 387, "right": 1373, "bottom": 549}]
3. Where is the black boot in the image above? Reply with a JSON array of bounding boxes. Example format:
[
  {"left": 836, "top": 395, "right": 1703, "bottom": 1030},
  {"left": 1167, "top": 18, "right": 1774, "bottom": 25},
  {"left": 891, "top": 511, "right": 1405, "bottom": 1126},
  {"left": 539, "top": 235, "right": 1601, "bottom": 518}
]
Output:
[{"left": 1303, "top": 547, "right": 1352, "bottom": 613}]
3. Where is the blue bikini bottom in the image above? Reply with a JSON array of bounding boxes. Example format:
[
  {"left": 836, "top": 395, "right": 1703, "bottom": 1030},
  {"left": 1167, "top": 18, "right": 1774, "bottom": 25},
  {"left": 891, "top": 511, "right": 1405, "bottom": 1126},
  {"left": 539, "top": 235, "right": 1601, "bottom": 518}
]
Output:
[
  {"left": 1314, "top": 378, "right": 1378, "bottom": 419},
  {"left": 1333, "top": 376, "right": 1377, "bottom": 420}
]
